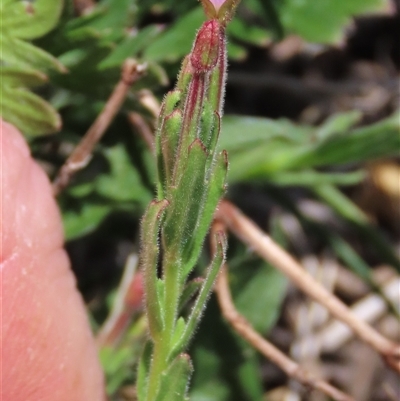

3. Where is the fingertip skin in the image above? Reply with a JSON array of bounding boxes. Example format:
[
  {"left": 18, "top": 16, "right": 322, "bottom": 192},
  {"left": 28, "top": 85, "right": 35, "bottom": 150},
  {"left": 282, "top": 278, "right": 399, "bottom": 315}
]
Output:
[{"left": 1, "top": 119, "right": 105, "bottom": 401}]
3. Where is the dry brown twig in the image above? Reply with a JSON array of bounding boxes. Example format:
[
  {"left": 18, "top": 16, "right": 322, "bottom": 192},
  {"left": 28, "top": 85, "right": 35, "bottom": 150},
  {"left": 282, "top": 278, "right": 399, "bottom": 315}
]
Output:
[
  {"left": 52, "top": 59, "right": 146, "bottom": 196},
  {"left": 293, "top": 274, "right": 400, "bottom": 356},
  {"left": 128, "top": 112, "right": 155, "bottom": 152},
  {"left": 211, "top": 221, "right": 356, "bottom": 401},
  {"left": 96, "top": 254, "right": 142, "bottom": 348},
  {"left": 215, "top": 200, "right": 400, "bottom": 373}
]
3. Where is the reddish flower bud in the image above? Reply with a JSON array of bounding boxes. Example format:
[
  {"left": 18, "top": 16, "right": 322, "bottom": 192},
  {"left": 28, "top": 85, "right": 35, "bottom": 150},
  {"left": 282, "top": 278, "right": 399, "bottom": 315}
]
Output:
[{"left": 190, "top": 19, "right": 221, "bottom": 74}]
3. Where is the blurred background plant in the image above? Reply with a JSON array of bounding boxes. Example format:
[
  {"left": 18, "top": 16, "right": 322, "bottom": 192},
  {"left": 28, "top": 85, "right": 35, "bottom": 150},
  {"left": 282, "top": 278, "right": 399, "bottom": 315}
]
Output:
[{"left": 1, "top": 0, "right": 399, "bottom": 400}]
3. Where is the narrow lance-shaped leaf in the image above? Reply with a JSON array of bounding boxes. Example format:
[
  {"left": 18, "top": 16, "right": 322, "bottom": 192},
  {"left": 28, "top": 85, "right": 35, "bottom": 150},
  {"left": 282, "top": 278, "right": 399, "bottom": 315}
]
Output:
[
  {"left": 1, "top": 66, "right": 47, "bottom": 87},
  {"left": 199, "top": 101, "right": 217, "bottom": 151},
  {"left": 140, "top": 200, "right": 169, "bottom": 338},
  {"left": 170, "top": 231, "right": 227, "bottom": 360},
  {"left": 171, "top": 317, "right": 187, "bottom": 350},
  {"left": 162, "top": 139, "right": 208, "bottom": 265},
  {"left": 179, "top": 278, "right": 204, "bottom": 312},
  {"left": 182, "top": 149, "right": 228, "bottom": 277},
  {"left": 154, "top": 354, "right": 193, "bottom": 401},
  {"left": 159, "top": 110, "right": 183, "bottom": 195},
  {"left": 176, "top": 56, "right": 193, "bottom": 97},
  {"left": 136, "top": 341, "right": 154, "bottom": 401},
  {"left": 205, "top": 111, "right": 222, "bottom": 165},
  {"left": 155, "top": 90, "right": 182, "bottom": 200},
  {"left": 0, "top": 34, "right": 65, "bottom": 72},
  {"left": 0, "top": 86, "right": 61, "bottom": 136}
]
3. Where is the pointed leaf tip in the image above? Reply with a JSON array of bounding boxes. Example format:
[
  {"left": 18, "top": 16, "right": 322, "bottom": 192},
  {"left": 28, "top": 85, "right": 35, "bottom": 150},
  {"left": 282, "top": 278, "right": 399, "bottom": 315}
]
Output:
[
  {"left": 199, "top": 0, "right": 241, "bottom": 25},
  {"left": 189, "top": 138, "right": 208, "bottom": 154}
]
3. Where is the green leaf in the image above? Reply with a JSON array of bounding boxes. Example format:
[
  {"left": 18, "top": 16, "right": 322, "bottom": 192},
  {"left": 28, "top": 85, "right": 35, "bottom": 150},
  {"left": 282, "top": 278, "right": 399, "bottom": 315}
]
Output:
[
  {"left": 144, "top": 8, "right": 204, "bottom": 63},
  {"left": 137, "top": 342, "right": 154, "bottom": 401},
  {"left": 219, "top": 115, "right": 311, "bottom": 181},
  {"left": 162, "top": 139, "right": 209, "bottom": 264},
  {"left": 95, "top": 144, "right": 152, "bottom": 203},
  {"left": 1, "top": 0, "right": 63, "bottom": 39},
  {"left": 171, "top": 232, "right": 226, "bottom": 359},
  {"left": 98, "top": 25, "right": 162, "bottom": 70},
  {"left": 100, "top": 346, "right": 133, "bottom": 395},
  {"left": 171, "top": 317, "right": 187, "bottom": 351},
  {"left": 179, "top": 278, "right": 204, "bottom": 311},
  {"left": 230, "top": 217, "right": 288, "bottom": 334},
  {"left": 314, "top": 184, "right": 400, "bottom": 272},
  {"left": 155, "top": 354, "right": 193, "bottom": 401},
  {"left": 227, "top": 42, "right": 247, "bottom": 61},
  {"left": 219, "top": 115, "right": 309, "bottom": 152},
  {"left": 0, "top": 34, "right": 65, "bottom": 72},
  {"left": 269, "top": 169, "right": 366, "bottom": 187},
  {"left": 157, "top": 109, "right": 183, "bottom": 197},
  {"left": 85, "top": 0, "right": 135, "bottom": 39},
  {"left": 327, "top": 233, "right": 400, "bottom": 302},
  {"left": 233, "top": 262, "right": 287, "bottom": 334},
  {"left": 227, "top": 18, "right": 271, "bottom": 47},
  {"left": 328, "top": 234, "right": 375, "bottom": 283},
  {"left": 141, "top": 200, "right": 170, "bottom": 338},
  {"left": 155, "top": 91, "right": 178, "bottom": 198},
  {"left": 220, "top": 113, "right": 400, "bottom": 182},
  {"left": 189, "top": 220, "right": 288, "bottom": 401},
  {"left": 190, "top": 299, "right": 263, "bottom": 401},
  {"left": 1, "top": 66, "right": 47, "bottom": 87},
  {"left": 279, "top": 0, "right": 389, "bottom": 43},
  {"left": 65, "top": 0, "right": 135, "bottom": 43},
  {"left": 0, "top": 1, "right": 65, "bottom": 136},
  {"left": 182, "top": 150, "right": 228, "bottom": 277},
  {"left": 191, "top": 379, "right": 230, "bottom": 401},
  {"left": 315, "top": 110, "right": 362, "bottom": 141},
  {"left": 292, "top": 113, "right": 400, "bottom": 168},
  {"left": 314, "top": 184, "right": 368, "bottom": 224},
  {"left": 0, "top": 85, "right": 61, "bottom": 136},
  {"left": 62, "top": 202, "right": 113, "bottom": 240},
  {"left": 243, "top": 0, "right": 284, "bottom": 40}
]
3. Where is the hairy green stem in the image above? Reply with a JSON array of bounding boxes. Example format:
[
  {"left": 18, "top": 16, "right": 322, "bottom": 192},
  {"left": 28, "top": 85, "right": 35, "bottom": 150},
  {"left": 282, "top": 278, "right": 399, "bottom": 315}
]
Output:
[{"left": 137, "top": 3, "right": 239, "bottom": 398}]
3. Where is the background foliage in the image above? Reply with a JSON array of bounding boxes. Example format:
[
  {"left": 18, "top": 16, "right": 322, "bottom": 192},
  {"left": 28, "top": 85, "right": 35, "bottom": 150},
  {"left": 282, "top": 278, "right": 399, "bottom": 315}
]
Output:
[{"left": 1, "top": 0, "right": 398, "bottom": 400}]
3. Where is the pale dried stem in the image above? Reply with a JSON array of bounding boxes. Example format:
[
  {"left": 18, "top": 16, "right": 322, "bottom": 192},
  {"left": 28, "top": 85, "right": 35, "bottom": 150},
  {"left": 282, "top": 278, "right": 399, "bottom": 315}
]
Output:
[
  {"left": 96, "top": 254, "right": 140, "bottom": 348},
  {"left": 293, "top": 275, "right": 400, "bottom": 355},
  {"left": 212, "top": 222, "right": 355, "bottom": 401},
  {"left": 128, "top": 112, "right": 155, "bottom": 152},
  {"left": 216, "top": 200, "right": 400, "bottom": 372},
  {"left": 52, "top": 59, "right": 146, "bottom": 196}
]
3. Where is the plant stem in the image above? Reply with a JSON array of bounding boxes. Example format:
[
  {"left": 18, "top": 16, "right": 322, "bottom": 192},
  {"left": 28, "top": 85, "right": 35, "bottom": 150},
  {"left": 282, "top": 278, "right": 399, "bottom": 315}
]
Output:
[
  {"left": 145, "top": 252, "right": 181, "bottom": 401},
  {"left": 163, "top": 253, "right": 181, "bottom": 346},
  {"left": 145, "top": 340, "right": 168, "bottom": 401}
]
